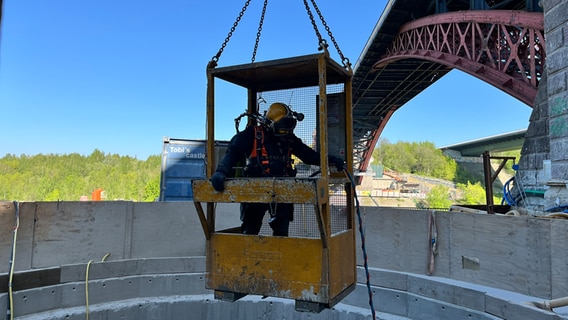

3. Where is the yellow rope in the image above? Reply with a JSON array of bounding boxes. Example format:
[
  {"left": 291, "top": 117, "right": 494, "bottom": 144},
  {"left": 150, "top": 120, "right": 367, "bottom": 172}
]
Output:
[
  {"left": 7, "top": 202, "right": 20, "bottom": 320},
  {"left": 85, "top": 253, "right": 110, "bottom": 320},
  {"left": 85, "top": 260, "right": 94, "bottom": 320}
]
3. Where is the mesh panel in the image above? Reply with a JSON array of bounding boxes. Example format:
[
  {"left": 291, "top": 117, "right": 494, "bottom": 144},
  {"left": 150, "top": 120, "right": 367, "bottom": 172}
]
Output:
[
  {"left": 252, "top": 85, "right": 348, "bottom": 238},
  {"left": 329, "top": 182, "right": 349, "bottom": 234},
  {"left": 256, "top": 183, "right": 349, "bottom": 238},
  {"left": 257, "top": 84, "right": 344, "bottom": 178}
]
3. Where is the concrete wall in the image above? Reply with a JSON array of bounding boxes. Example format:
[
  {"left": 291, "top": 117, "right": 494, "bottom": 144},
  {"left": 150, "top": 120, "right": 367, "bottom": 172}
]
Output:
[
  {"left": 2, "top": 201, "right": 568, "bottom": 301},
  {"left": 1, "top": 258, "right": 562, "bottom": 320},
  {"left": 358, "top": 207, "right": 568, "bottom": 300},
  {"left": 0, "top": 201, "right": 241, "bottom": 271}
]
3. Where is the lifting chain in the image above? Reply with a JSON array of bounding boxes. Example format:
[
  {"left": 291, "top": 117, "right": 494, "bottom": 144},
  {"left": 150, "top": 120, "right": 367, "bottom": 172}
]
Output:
[
  {"left": 251, "top": 0, "right": 268, "bottom": 63},
  {"left": 302, "top": 0, "right": 324, "bottom": 47},
  {"left": 209, "top": 0, "right": 268, "bottom": 67},
  {"left": 209, "top": 0, "right": 253, "bottom": 68},
  {"left": 210, "top": 0, "right": 351, "bottom": 71},
  {"left": 303, "top": 0, "right": 352, "bottom": 70}
]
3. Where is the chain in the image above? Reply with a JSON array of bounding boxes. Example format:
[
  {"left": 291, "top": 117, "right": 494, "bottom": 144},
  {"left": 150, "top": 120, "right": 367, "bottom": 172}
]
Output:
[
  {"left": 308, "top": 0, "right": 352, "bottom": 70},
  {"left": 210, "top": 0, "right": 351, "bottom": 71},
  {"left": 251, "top": 0, "right": 268, "bottom": 63},
  {"left": 302, "top": 0, "right": 324, "bottom": 47},
  {"left": 209, "top": 0, "right": 253, "bottom": 68}
]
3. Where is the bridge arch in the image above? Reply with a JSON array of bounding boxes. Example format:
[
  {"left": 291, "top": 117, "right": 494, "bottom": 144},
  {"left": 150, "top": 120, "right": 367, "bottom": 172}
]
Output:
[{"left": 373, "top": 10, "right": 545, "bottom": 106}]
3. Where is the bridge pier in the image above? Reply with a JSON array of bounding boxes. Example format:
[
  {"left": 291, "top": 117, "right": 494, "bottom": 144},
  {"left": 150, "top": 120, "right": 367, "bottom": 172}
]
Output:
[
  {"left": 517, "top": 0, "right": 568, "bottom": 213},
  {"left": 542, "top": 0, "right": 568, "bottom": 211}
]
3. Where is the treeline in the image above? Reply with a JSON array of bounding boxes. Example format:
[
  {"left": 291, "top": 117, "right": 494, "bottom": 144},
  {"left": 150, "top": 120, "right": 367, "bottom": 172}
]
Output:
[
  {"left": 373, "top": 139, "right": 521, "bottom": 208},
  {"left": 372, "top": 139, "right": 519, "bottom": 184},
  {"left": 373, "top": 140, "right": 457, "bottom": 181},
  {"left": 1, "top": 141, "right": 520, "bottom": 204},
  {"left": 0, "top": 150, "right": 161, "bottom": 202}
]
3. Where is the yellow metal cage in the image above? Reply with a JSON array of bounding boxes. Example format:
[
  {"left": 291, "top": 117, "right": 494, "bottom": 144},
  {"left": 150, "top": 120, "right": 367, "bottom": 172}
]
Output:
[{"left": 192, "top": 51, "right": 355, "bottom": 312}]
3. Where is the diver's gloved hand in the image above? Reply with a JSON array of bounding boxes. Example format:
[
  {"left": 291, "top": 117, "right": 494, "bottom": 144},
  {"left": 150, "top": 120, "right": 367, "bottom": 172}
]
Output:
[
  {"left": 211, "top": 172, "right": 226, "bottom": 192},
  {"left": 328, "top": 155, "right": 345, "bottom": 171}
]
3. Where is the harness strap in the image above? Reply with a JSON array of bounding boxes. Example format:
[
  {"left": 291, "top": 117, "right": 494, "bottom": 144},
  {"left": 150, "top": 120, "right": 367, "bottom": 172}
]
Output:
[
  {"left": 251, "top": 126, "right": 270, "bottom": 174},
  {"left": 249, "top": 126, "right": 294, "bottom": 176}
]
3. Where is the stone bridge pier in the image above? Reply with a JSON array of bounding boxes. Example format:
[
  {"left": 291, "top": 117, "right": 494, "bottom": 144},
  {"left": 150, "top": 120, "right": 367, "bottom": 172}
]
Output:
[{"left": 517, "top": 0, "right": 568, "bottom": 212}]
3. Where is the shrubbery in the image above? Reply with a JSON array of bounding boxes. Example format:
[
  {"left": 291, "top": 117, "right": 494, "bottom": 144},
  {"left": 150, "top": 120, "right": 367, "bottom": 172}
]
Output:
[{"left": 0, "top": 150, "right": 161, "bottom": 201}]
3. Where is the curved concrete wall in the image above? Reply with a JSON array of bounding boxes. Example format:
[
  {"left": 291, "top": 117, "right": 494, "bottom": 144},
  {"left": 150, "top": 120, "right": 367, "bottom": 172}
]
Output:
[
  {"left": 0, "top": 201, "right": 566, "bottom": 319},
  {"left": 0, "top": 257, "right": 561, "bottom": 319}
]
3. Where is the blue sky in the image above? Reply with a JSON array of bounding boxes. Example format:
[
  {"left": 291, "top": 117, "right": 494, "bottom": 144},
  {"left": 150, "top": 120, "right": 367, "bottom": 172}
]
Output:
[{"left": 0, "top": 0, "right": 531, "bottom": 160}]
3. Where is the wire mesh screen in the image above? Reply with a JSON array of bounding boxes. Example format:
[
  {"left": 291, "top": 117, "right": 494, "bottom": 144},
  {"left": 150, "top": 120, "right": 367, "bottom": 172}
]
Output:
[
  {"left": 257, "top": 184, "right": 348, "bottom": 238},
  {"left": 254, "top": 84, "right": 348, "bottom": 238},
  {"left": 256, "top": 84, "right": 345, "bottom": 178}
]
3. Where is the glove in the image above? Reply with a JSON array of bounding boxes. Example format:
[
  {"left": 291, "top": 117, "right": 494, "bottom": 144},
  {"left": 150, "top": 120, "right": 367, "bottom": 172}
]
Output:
[
  {"left": 328, "top": 155, "right": 345, "bottom": 171},
  {"left": 211, "top": 172, "right": 226, "bottom": 192}
]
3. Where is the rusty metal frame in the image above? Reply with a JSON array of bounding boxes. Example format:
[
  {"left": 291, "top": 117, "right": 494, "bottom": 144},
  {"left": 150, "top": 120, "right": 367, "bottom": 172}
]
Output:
[
  {"left": 374, "top": 10, "right": 545, "bottom": 106},
  {"left": 354, "top": 107, "right": 396, "bottom": 184},
  {"left": 482, "top": 151, "right": 516, "bottom": 214},
  {"left": 192, "top": 51, "right": 356, "bottom": 310}
]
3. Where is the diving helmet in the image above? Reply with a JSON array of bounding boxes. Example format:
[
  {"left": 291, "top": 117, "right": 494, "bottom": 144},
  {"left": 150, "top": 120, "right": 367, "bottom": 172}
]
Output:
[{"left": 265, "top": 103, "right": 303, "bottom": 136}]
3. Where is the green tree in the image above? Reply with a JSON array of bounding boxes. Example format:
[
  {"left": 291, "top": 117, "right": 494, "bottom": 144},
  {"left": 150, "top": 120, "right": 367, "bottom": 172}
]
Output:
[
  {"left": 372, "top": 139, "right": 457, "bottom": 181},
  {"left": 457, "top": 181, "right": 486, "bottom": 205},
  {"left": 492, "top": 150, "right": 521, "bottom": 175},
  {"left": 0, "top": 151, "right": 162, "bottom": 202},
  {"left": 425, "top": 185, "right": 454, "bottom": 209},
  {"left": 143, "top": 178, "right": 160, "bottom": 201},
  {"left": 454, "top": 163, "right": 484, "bottom": 185}
]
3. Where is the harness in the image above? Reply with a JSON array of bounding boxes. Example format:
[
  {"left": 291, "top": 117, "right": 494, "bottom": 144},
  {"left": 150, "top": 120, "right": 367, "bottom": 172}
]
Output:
[{"left": 248, "top": 126, "right": 294, "bottom": 176}]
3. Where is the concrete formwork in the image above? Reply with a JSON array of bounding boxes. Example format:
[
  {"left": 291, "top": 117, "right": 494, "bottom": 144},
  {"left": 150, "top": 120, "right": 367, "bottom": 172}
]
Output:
[
  {"left": 0, "top": 201, "right": 567, "bottom": 319},
  {"left": 0, "top": 257, "right": 561, "bottom": 320}
]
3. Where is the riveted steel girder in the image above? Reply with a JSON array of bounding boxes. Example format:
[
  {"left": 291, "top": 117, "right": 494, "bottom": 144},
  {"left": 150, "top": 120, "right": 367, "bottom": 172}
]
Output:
[{"left": 374, "top": 10, "right": 545, "bottom": 106}]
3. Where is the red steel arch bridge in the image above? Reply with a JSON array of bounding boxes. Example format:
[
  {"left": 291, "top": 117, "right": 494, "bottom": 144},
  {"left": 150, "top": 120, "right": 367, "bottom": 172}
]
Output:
[{"left": 351, "top": 0, "right": 544, "bottom": 177}]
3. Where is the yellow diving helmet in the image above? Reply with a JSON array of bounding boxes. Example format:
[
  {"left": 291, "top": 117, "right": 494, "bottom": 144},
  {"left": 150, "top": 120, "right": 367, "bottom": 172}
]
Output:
[
  {"left": 265, "top": 103, "right": 300, "bottom": 136},
  {"left": 266, "top": 102, "right": 290, "bottom": 123}
]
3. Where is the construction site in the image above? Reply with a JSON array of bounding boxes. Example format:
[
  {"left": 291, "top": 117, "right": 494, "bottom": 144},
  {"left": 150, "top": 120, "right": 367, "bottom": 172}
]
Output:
[{"left": 2, "top": 0, "right": 568, "bottom": 319}]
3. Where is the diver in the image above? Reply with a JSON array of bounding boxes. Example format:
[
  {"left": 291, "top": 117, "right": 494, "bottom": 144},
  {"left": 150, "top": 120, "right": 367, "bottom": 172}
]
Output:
[{"left": 211, "top": 102, "right": 345, "bottom": 236}]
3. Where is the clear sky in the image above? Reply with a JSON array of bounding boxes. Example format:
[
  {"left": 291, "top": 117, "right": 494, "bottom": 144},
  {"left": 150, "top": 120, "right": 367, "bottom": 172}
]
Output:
[{"left": 0, "top": 0, "right": 532, "bottom": 160}]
